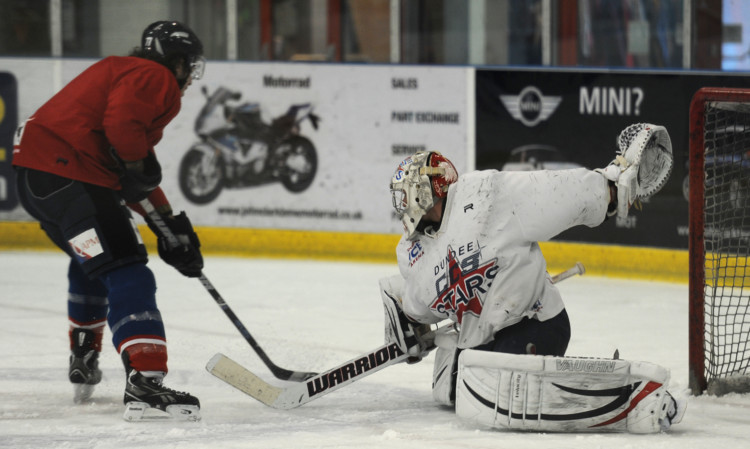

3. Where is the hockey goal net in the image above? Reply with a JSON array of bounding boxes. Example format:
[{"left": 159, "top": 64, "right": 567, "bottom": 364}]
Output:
[{"left": 689, "top": 87, "right": 750, "bottom": 395}]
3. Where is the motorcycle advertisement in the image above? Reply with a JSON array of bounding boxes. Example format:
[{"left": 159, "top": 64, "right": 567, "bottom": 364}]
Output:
[
  {"left": 0, "top": 59, "right": 471, "bottom": 234},
  {"left": 164, "top": 62, "right": 470, "bottom": 233}
]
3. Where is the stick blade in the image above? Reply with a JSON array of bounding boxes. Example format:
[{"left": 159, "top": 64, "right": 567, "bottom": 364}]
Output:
[{"left": 207, "top": 353, "right": 284, "bottom": 407}]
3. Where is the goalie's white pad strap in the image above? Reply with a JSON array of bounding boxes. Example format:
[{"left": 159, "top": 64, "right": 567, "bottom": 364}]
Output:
[{"left": 455, "top": 350, "right": 673, "bottom": 434}]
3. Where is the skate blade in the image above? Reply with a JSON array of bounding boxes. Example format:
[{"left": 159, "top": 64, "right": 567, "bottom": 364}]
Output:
[
  {"left": 123, "top": 402, "right": 201, "bottom": 422},
  {"left": 73, "top": 384, "right": 95, "bottom": 404}
]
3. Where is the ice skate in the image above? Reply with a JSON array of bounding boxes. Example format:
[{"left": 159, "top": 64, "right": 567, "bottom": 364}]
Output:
[
  {"left": 122, "top": 364, "right": 200, "bottom": 422},
  {"left": 69, "top": 328, "right": 102, "bottom": 403},
  {"left": 123, "top": 370, "right": 201, "bottom": 421}
]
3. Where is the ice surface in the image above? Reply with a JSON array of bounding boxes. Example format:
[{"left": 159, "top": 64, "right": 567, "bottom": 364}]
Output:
[{"left": 1, "top": 250, "right": 749, "bottom": 448}]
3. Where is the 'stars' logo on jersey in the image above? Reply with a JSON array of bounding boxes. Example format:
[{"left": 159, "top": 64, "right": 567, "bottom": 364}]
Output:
[{"left": 430, "top": 246, "right": 498, "bottom": 323}]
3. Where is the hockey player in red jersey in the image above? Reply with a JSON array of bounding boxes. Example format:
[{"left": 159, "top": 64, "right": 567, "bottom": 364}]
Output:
[
  {"left": 382, "top": 125, "right": 686, "bottom": 433},
  {"left": 12, "top": 21, "right": 206, "bottom": 421}
]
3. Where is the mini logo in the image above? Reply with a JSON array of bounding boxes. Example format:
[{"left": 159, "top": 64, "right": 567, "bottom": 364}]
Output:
[{"left": 500, "top": 86, "right": 562, "bottom": 127}]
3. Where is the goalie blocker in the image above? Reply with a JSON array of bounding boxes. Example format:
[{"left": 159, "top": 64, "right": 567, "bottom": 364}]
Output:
[{"left": 455, "top": 350, "right": 686, "bottom": 433}]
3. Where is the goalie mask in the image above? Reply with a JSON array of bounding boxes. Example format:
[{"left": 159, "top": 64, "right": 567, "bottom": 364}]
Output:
[{"left": 390, "top": 151, "right": 458, "bottom": 240}]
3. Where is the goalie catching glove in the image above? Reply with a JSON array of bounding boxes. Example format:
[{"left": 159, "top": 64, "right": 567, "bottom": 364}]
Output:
[
  {"left": 145, "top": 211, "right": 204, "bottom": 278},
  {"left": 380, "top": 275, "right": 436, "bottom": 364},
  {"left": 597, "top": 123, "right": 673, "bottom": 218}
]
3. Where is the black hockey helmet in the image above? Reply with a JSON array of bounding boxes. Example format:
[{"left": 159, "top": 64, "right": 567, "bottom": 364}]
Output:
[{"left": 142, "top": 21, "right": 205, "bottom": 81}]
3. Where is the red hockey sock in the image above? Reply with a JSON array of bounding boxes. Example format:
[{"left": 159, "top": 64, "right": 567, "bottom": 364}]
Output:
[{"left": 122, "top": 342, "right": 169, "bottom": 374}]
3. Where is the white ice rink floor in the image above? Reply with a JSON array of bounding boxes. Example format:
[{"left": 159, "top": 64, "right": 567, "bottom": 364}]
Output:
[{"left": 1, "top": 250, "right": 749, "bottom": 449}]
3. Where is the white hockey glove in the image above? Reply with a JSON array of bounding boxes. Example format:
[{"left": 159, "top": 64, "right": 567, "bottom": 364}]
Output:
[
  {"left": 597, "top": 123, "right": 673, "bottom": 219},
  {"left": 380, "top": 276, "right": 436, "bottom": 364}
]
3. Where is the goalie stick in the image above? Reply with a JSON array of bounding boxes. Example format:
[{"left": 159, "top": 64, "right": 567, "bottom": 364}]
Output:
[
  {"left": 550, "top": 261, "right": 585, "bottom": 284},
  {"left": 206, "top": 263, "right": 586, "bottom": 409},
  {"left": 139, "top": 199, "right": 317, "bottom": 382}
]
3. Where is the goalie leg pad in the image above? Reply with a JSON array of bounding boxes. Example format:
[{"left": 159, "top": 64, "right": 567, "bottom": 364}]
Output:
[
  {"left": 432, "top": 327, "right": 460, "bottom": 406},
  {"left": 455, "top": 350, "right": 680, "bottom": 433}
]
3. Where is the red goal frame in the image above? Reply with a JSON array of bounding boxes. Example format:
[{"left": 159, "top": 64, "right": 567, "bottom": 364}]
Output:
[{"left": 688, "top": 87, "right": 750, "bottom": 395}]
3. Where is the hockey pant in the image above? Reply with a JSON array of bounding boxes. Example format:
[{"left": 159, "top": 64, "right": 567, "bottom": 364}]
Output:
[
  {"left": 454, "top": 349, "right": 678, "bottom": 433},
  {"left": 16, "top": 168, "right": 168, "bottom": 373}
]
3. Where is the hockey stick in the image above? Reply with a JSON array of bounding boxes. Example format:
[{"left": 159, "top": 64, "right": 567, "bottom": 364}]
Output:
[
  {"left": 550, "top": 262, "right": 585, "bottom": 284},
  {"left": 206, "top": 341, "right": 410, "bottom": 409},
  {"left": 206, "top": 263, "right": 586, "bottom": 409},
  {"left": 139, "top": 199, "right": 317, "bottom": 382}
]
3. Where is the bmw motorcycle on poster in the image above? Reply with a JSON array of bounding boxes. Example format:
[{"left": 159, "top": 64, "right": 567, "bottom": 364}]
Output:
[{"left": 179, "top": 86, "right": 320, "bottom": 204}]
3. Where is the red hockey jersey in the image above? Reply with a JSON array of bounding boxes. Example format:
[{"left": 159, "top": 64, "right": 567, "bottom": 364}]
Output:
[{"left": 12, "top": 56, "right": 181, "bottom": 207}]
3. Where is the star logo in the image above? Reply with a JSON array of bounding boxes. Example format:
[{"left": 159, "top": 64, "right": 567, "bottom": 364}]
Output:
[{"left": 430, "top": 246, "right": 497, "bottom": 323}]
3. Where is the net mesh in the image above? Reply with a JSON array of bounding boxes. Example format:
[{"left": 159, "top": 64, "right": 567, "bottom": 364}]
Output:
[{"left": 703, "top": 101, "right": 750, "bottom": 394}]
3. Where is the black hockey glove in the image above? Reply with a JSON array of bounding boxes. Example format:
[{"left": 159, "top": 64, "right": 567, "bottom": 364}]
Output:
[
  {"left": 111, "top": 149, "right": 162, "bottom": 202},
  {"left": 146, "top": 212, "right": 204, "bottom": 278}
]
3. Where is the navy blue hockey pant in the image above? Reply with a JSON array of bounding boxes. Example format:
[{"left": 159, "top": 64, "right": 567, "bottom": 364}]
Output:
[{"left": 15, "top": 167, "right": 167, "bottom": 357}]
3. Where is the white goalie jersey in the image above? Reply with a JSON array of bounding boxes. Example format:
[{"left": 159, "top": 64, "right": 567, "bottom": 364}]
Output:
[{"left": 396, "top": 168, "right": 610, "bottom": 349}]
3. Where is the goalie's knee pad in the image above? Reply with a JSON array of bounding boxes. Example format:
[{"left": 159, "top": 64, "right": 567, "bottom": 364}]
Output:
[
  {"left": 432, "top": 327, "right": 460, "bottom": 406},
  {"left": 455, "top": 349, "right": 683, "bottom": 434}
]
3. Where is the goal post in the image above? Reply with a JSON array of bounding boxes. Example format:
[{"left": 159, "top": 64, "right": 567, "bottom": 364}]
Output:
[{"left": 689, "top": 87, "right": 750, "bottom": 396}]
